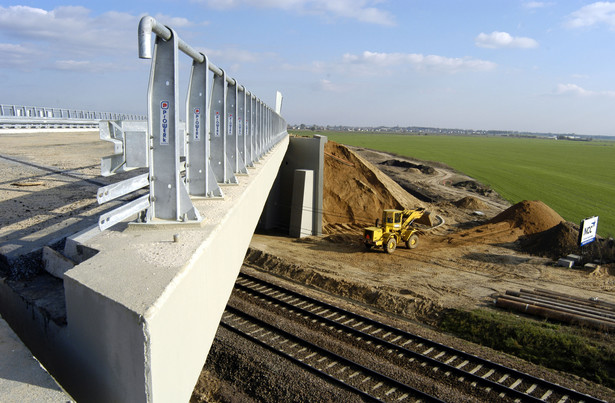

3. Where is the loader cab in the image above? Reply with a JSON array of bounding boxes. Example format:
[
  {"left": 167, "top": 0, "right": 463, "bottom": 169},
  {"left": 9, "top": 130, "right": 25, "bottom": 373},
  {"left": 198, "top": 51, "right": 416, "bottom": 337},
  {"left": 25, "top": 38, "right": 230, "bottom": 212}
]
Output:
[{"left": 383, "top": 209, "right": 403, "bottom": 231}]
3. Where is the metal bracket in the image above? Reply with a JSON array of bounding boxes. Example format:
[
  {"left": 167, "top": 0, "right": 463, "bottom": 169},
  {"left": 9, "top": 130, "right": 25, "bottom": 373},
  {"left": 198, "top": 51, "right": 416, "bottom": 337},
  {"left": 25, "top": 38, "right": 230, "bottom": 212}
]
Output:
[{"left": 100, "top": 120, "right": 148, "bottom": 176}]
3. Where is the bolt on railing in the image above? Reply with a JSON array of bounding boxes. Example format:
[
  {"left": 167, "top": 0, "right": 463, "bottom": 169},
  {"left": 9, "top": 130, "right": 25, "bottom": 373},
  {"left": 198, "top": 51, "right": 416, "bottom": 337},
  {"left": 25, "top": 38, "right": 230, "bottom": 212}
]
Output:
[{"left": 96, "top": 16, "right": 288, "bottom": 230}]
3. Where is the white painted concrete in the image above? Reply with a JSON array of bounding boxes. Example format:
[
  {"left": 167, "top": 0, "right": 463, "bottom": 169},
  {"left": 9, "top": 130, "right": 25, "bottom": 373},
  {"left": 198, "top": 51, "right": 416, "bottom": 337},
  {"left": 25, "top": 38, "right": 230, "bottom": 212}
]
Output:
[
  {"left": 289, "top": 169, "right": 314, "bottom": 238},
  {"left": 62, "top": 135, "right": 289, "bottom": 402}
]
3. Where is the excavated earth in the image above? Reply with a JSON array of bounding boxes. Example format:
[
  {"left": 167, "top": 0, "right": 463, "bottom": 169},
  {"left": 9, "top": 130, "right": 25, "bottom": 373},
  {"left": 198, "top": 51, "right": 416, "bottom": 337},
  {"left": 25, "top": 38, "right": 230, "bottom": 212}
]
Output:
[{"left": 247, "top": 141, "right": 615, "bottom": 321}]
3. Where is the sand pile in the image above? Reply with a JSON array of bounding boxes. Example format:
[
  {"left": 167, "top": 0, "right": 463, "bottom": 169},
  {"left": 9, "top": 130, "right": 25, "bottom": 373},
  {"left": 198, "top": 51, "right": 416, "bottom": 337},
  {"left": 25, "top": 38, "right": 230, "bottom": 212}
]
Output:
[
  {"left": 489, "top": 200, "right": 564, "bottom": 236},
  {"left": 323, "top": 141, "right": 422, "bottom": 227},
  {"left": 440, "top": 200, "right": 565, "bottom": 247},
  {"left": 454, "top": 196, "right": 487, "bottom": 210}
]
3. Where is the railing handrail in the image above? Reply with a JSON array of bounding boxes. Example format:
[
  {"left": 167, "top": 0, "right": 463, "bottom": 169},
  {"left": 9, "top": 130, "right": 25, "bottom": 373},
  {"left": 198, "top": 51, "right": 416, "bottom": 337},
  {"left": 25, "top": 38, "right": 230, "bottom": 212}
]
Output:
[{"left": 138, "top": 15, "right": 250, "bottom": 96}]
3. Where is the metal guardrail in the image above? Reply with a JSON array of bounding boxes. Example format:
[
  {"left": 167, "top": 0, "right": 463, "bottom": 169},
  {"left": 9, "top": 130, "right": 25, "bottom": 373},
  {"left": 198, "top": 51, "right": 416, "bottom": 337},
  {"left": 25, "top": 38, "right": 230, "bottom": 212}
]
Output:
[
  {"left": 0, "top": 104, "right": 145, "bottom": 129},
  {"left": 96, "top": 16, "right": 288, "bottom": 230}
]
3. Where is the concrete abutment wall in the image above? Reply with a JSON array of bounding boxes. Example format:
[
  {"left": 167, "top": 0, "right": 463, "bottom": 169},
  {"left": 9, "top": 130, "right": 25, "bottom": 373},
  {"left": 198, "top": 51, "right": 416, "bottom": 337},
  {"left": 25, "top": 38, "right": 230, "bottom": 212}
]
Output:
[{"left": 260, "top": 135, "right": 326, "bottom": 236}]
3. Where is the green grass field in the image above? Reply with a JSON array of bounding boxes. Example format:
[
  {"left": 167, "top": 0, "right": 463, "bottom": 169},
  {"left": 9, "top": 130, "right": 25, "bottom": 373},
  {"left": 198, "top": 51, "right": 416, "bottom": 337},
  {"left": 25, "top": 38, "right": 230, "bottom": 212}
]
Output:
[{"left": 296, "top": 131, "right": 615, "bottom": 237}]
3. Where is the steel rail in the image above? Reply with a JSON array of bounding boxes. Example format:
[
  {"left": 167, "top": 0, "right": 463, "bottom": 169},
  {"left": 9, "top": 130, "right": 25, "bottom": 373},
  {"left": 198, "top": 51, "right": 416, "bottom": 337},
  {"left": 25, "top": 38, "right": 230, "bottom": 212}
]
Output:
[
  {"left": 221, "top": 305, "right": 443, "bottom": 402},
  {"left": 235, "top": 271, "right": 606, "bottom": 403}
]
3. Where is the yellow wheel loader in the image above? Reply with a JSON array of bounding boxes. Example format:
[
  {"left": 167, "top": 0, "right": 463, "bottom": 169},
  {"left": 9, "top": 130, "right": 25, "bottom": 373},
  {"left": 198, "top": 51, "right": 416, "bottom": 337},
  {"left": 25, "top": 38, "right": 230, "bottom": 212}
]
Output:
[{"left": 363, "top": 207, "right": 429, "bottom": 254}]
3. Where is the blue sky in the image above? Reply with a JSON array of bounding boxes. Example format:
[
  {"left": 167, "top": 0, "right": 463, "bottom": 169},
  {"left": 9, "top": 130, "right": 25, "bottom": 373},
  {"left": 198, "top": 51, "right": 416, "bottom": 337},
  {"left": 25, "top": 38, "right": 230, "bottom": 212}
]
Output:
[{"left": 1, "top": 1, "right": 615, "bottom": 135}]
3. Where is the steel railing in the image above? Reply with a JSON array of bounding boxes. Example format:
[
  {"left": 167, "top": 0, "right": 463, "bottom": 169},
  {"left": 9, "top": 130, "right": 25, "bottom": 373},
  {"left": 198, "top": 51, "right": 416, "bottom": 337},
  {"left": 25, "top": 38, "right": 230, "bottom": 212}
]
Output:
[
  {"left": 95, "top": 15, "right": 288, "bottom": 230},
  {"left": 0, "top": 104, "right": 145, "bottom": 129}
]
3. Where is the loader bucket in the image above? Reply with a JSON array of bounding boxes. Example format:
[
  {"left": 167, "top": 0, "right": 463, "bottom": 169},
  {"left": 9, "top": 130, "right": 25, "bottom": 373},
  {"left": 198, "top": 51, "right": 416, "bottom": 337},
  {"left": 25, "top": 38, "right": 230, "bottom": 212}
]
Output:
[{"left": 415, "top": 211, "right": 433, "bottom": 226}]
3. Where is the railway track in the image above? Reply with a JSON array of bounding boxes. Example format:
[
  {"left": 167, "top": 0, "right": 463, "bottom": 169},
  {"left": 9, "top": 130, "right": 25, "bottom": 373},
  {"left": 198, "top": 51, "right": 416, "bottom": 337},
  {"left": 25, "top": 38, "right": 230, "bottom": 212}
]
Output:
[
  {"left": 225, "top": 270, "right": 605, "bottom": 403},
  {"left": 221, "top": 306, "right": 442, "bottom": 402}
]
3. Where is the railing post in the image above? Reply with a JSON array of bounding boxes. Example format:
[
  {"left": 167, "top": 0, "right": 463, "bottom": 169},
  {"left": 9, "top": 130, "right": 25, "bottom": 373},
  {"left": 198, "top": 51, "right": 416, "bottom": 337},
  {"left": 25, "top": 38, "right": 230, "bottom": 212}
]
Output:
[
  {"left": 147, "top": 26, "right": 200, "bottom": 222},
  {"left": 186, "top": 53, "right": 223, "bottom": 197},
  {"left": 250, "top": 96, "right": 258, "bottom": 163},
  {"left": 259, "top": 100, "right": 265, "bottom": 157},
  {"left": 254, "top": 100, "right": 260, "bottom": 160},
  {"left": 245, "top": 94, "right": 253, "bottom": 167},
  {"left": 237, "top": 87, "right": 248, "bottom": 174},
  {"left": 226, "top": 79, "right": 239, "bottom": 174},
  {"left": 210, "top": 70, "right": 238, "bottom": 184}
]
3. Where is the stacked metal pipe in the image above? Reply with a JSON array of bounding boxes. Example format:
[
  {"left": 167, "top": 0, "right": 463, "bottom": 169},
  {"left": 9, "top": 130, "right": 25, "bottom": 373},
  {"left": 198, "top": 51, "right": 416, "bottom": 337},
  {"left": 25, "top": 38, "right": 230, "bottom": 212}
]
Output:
[{"left": 494, "top": 288, "right": 615, "bottom": 331}]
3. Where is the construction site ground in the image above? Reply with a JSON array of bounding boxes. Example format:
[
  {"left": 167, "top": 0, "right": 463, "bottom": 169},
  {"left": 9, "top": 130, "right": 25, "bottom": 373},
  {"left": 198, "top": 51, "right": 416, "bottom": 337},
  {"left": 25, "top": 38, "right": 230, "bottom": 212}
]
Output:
[
  {"left": 1, "top": 132, "right": 614, "bottom": 400},
  {"left": 249, "top": 144, "right": 615, "bottom": 325}
]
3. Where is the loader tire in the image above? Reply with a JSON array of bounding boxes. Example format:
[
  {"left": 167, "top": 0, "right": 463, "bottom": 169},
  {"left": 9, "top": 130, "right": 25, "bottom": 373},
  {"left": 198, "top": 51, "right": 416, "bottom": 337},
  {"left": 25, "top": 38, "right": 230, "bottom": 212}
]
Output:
[
  {"left": 364, "top": 242, "right": 373, "bottom": 250},
  {"left": 385, "top": 237, "right": 396, "bottom": 254},
  {"left": 406, "top": 234, "right": 419, "bottom": 249}
]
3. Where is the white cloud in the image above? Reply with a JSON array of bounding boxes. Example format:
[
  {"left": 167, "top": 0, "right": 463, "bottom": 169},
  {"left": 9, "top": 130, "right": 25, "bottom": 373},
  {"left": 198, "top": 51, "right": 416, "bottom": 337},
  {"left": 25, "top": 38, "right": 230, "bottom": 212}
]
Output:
[
  {"left": 316, "top": 78, "right": 349, "bottom": 92},
  {"left": 341, "top": 51, "right": 496, "bottom": 73},
  {"left": 566, "top": 2, "right": 615, "bottom": 29},
  {"left": 0, "top": 43, "right": 36, "bottom": 67},
  {"left": 556, "top": 83, "right": 593, "bottom": 96},
  {"left": 52, "top": 60, "right": 122, "bottom": 73},
  {"left": 475, "top": 31, "right": 539, "bottom": 49},
  {"left": 0, "top": 6, "right": 138, "bottom": 54},
  {"left": 555, "top": 83, "right": 615, "bottom": 97},
  {"left": 201, "top": 47, "right": 272, "bottom": 64},
  {"left": 522, "top": 2, "right": 554, "bottom": 9},
  {"left": 153, "top": 14, "right": 195, "bottom": 28},
  {"left": 0, "top": 6, "right": 210, "bottom": 75},
  {"left": 195, "top": 0, "right": 395, "bottom": 25}
]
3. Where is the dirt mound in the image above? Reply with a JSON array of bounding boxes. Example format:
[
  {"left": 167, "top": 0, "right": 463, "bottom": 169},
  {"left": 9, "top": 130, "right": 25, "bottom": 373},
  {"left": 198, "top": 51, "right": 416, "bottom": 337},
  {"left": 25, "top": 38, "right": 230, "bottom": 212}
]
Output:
[
  {"left": 454, "top": 196, "right": 487, "bottom": 210},
  {"left": 244, "top": 247, "right": 443, "bottom": 322},
  {"left": 323, "top": 142, "right": 422, "bottom": 227},
  {"left": 520, "top": 221, "right": 579, "bottom": 258},
  {"left": 521, "top": 222, "right": 615, "bottom": 262},
  {"left": 453, "top": 180, "right": 493, "bottom": 196},
  {"left": 379, "top": 159, "right": 435, "bottom": 174},
  {"left": 489, "top": 200, "right": 564, "bottom": 235},
  {"left": 438, "top": 200, "right": 564, "bottom": 247}
]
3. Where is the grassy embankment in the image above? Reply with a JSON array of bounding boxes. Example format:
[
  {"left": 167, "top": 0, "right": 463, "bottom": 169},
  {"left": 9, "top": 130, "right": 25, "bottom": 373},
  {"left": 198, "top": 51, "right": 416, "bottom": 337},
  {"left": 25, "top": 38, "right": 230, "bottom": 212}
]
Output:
[
  {"left": 439, "top": 308, "right": 615, "bottom": 389},
  {"left": 299, "top": 131, "right": 615, "bottom": 237}
]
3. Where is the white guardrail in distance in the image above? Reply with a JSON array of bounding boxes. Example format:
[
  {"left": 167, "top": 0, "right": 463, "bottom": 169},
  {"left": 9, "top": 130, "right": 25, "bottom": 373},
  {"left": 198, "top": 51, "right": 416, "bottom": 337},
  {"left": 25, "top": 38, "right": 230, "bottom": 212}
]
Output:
[
  {"left": 96, "top": 15, "right": 288, "bottom": 230},
  {"left": 0, "top": 104, "right": 145, "bottom": 129}
]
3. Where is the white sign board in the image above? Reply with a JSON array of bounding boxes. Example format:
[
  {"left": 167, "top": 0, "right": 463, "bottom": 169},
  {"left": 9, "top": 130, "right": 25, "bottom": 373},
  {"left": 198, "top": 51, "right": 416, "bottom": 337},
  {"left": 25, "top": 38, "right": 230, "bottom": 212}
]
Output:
[{"left": 579, "top": 216, "right": 599, "bottom": 246}]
